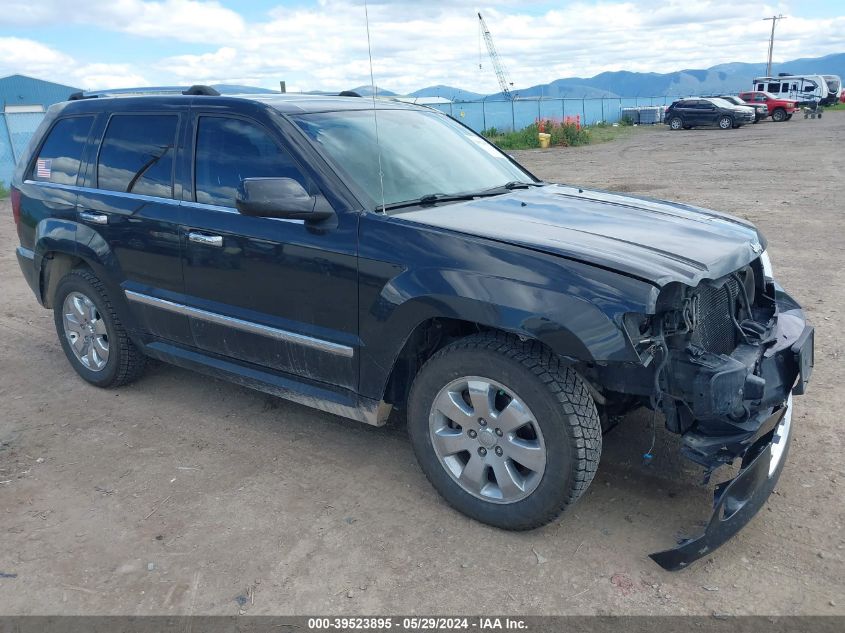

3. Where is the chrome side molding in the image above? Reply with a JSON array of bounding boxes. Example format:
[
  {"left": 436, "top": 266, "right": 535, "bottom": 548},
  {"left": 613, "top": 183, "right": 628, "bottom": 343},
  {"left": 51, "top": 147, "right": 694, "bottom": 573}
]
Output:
[{"left": 124, "top": 290, "right": 354, "bottom": 358}]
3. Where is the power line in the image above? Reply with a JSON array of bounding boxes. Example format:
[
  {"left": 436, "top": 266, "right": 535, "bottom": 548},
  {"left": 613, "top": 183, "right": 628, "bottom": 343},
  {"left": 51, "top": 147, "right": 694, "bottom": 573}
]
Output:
[{"left": 763, "top": 14, "right": 786, "bottom": 76}]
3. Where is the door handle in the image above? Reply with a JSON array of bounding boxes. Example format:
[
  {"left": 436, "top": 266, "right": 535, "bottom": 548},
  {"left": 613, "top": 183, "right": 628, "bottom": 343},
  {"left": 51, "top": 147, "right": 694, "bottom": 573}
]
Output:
[
  {"left": 78, "top": 211, "right": 109, "bottom": 225},
  {"left": 187, "top": 232, "right": 223, "bottom": 247}
]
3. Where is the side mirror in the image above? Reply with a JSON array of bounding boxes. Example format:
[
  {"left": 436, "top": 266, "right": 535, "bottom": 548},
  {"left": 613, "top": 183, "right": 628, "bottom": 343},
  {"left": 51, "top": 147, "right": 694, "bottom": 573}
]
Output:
[{"left": 235, "top": 177, "right": 333, "bottom": 221}]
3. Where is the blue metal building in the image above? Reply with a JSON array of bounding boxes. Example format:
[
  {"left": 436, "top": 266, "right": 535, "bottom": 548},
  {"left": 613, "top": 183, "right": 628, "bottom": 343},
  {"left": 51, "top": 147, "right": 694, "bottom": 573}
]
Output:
[{"left": 1, "top": 74, "right": 80, "bottom": 187}]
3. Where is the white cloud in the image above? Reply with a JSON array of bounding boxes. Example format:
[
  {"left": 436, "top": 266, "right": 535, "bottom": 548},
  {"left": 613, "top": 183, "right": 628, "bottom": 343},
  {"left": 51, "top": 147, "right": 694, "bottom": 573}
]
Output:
[
  {"left": 0, "top": 38, "right": 148, "bottom": 89},
  {"left": 74, "top": 64, "right": 149, "bottom": 89},
  {"left": 0, "top": 37, "right": 74, "bottom": 79},
  {"left": 1, "top": 1, "right": 843, "bottom": 94},
  {"left": 0, "top": 0, "right": 244, "bottom": 43}
]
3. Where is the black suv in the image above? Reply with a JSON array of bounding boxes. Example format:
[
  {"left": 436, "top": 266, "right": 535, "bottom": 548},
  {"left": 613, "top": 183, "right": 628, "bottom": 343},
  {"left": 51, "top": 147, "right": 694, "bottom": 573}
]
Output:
[
  {"left": 709, "top": 95, "right": 769, "bottom": 123},
  {"left": 665, "top": 97, "right": 756, "bottom": 130},
  {"left": 11, "top": 88, "right": 812, "bottom": 570}
]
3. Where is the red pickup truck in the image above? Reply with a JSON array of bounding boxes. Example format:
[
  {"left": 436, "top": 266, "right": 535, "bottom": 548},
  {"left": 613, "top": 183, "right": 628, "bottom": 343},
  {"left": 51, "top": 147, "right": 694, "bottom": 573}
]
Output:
[{"left": 738, "top": 91, "right": 799, "bottom": 122}]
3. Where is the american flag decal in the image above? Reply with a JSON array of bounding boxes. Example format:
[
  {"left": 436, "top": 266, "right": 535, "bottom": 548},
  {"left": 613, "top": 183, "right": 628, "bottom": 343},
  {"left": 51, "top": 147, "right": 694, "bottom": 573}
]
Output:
[{"left": 36, "top": 158, "right": 52, "bottom": 179}]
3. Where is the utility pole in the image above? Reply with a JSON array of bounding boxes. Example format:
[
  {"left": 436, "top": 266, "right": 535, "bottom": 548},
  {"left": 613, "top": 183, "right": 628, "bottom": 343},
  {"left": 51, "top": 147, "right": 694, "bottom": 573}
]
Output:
[{"left": 763, "top": 15, "right": 785, "bottom": 76}]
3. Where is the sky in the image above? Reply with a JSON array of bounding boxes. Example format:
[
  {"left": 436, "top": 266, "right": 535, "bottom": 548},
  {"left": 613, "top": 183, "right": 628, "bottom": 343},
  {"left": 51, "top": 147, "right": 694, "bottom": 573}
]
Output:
[{"left": 0, "top": 0, "right": 843, "bottom": 93}]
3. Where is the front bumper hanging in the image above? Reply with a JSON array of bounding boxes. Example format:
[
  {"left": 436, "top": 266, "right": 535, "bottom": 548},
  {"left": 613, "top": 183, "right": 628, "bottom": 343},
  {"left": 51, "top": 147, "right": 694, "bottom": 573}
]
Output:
[
  {"left": 650, "top": 396, "right": 793, "bottom": 570},
  {"left": 649, "top": 290, "right": 813, "bottom": 571}
]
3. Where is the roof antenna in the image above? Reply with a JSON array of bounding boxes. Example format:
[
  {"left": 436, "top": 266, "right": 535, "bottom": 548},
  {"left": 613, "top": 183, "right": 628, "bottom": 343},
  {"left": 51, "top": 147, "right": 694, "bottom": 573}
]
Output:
[{"left": 364, "top": 0, "right": 386, "bottom": 214}]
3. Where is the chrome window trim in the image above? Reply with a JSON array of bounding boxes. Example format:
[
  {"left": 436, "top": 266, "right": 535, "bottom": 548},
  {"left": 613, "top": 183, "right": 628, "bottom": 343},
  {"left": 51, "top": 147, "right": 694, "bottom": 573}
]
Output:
[
  {"left": 24, "top": 179, "right": 181, "bottom": 206},
  {"left": 186, "top": 200, "right": 304, "bottom": 224},
  {"left": 24, "top": 179, "right": 305, "bottom": 223},
  {"left": 124, "top": 290, "right": 353, "bottom": 358},
  {"left": 191, "top": 201, "right": 236, "bottom": 213}
]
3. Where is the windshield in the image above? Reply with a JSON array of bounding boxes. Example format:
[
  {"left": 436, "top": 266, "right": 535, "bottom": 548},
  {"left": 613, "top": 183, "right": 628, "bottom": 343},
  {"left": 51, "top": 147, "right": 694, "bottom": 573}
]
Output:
[
  {"left": 708, "top": 98, "right": 737, "bottom": 108},
  {"left": 824, "top": 76, "right": 841, "bottom": 93},
  {"left": 292, "top": 108, "right": 534, "bottom": 210}
]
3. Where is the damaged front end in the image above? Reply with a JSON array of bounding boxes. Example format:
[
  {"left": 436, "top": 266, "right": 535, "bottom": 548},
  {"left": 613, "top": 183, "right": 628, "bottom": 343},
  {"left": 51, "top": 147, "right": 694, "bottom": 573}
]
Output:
[{"left": 612, "top": 254, "right": 814, "bottom": 570}]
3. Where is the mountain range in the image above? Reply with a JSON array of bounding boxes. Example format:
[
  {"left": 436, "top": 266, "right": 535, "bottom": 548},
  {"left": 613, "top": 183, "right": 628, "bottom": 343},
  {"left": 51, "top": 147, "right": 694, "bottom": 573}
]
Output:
[{"left": 347, "top": 52, "right": 844, "bottom": 101}]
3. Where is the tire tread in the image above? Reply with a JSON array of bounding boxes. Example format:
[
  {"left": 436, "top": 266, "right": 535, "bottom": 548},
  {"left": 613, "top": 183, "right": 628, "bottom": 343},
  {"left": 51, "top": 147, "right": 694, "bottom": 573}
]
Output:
[
  {"left": 410, "top": 331, "right": 601, "bottom": 530},
  {"left": 63, "top": 268, "right": 146, "bottom": 387}
]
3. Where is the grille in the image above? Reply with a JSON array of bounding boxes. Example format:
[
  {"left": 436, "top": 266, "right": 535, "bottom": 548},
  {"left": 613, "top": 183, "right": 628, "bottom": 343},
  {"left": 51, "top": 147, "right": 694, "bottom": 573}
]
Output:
[{"left": 691, "top": 277, "right": 740, "bottom": 355}]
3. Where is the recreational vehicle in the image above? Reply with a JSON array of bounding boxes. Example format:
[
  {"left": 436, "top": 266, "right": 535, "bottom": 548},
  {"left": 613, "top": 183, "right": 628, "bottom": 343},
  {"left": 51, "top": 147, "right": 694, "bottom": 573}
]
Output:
[{"left": 752, "top": 74, "right": 836, "bottom": 105}]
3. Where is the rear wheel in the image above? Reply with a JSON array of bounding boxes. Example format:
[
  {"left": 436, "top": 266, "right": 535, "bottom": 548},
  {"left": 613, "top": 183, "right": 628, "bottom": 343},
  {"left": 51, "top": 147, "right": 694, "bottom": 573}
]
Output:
[
  {"left": 53, "top": 268, "right": 146, "bottom": 388},
  {"left": 669, "top": 116, "right": 683, "bottom": 131},
  {"left": 772, "top": 108, "right": 787, "bottom": 122},
  {"left": 407, "top": 333, "right": 601, "bottom": 530},
  {"left": 718, "top": 115, "right": 733, "bottom": 130}
]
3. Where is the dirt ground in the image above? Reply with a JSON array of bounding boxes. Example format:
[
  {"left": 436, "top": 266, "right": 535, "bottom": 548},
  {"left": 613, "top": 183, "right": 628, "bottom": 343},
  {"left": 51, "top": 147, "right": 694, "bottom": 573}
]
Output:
[{"left": 1, "top": 113, "right": 843, "bottom": 616}]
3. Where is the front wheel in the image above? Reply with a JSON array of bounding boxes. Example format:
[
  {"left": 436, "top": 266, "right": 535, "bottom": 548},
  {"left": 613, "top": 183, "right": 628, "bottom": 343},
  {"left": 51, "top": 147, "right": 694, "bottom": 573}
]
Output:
[
  {"left": 772, "top": 108, "right": 787, "bottom": 122},
  {"left": 407, "top": 333, "right": 602, "bottom": 530},
  {"left": 718, "top": 115, "right": 733, "bottom": 130},
  {"left": 668, "top": 116, "right": 683, "bottom": 130}
]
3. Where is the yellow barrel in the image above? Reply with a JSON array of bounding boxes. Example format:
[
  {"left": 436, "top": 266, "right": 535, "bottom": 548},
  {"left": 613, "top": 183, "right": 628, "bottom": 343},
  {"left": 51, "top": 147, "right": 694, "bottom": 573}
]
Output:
[{"left": 538, "top": 132, "right": 551, "bottom": 148}]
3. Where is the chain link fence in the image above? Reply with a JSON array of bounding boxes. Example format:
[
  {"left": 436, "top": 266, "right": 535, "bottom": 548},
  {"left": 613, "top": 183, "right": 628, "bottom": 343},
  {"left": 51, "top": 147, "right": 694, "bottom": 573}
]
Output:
[{"left": 0, "top": 112, "right": 44, "bottom": 187}]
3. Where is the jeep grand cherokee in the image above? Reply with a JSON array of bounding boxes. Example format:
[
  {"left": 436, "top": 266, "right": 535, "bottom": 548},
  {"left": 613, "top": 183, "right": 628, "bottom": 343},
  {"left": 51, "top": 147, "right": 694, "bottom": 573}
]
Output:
[{"left": 10, "top": 88, "right": 813, "bottom": 570}]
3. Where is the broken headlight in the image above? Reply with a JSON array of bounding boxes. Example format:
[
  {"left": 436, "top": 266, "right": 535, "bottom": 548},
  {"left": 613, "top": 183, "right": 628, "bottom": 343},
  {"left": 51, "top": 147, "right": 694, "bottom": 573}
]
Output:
[{"left": 760, "top": 250, "right": 774, "bottom": 279}]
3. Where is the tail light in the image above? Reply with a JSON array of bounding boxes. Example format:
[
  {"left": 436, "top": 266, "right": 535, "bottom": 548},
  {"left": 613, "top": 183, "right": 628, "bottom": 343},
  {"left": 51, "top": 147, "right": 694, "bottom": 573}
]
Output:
[{"left": 11, "top": 187, "right": 21, "bottom": 227}]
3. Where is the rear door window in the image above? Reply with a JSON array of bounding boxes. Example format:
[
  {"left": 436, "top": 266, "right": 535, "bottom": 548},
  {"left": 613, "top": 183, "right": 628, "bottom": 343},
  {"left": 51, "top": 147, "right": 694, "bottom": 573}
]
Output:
[
  {"left": 32, "top": 116, "right": 94, "bottom": 185},
  {"left": 97, "top": 114, "right": 179, "bottom": 198},
  {"left": 193, "top": 116, "right": 312, "bottom": 208}
]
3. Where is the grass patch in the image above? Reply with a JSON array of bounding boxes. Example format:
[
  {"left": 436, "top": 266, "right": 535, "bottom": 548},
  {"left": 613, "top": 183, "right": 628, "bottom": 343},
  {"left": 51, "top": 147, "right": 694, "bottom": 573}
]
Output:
[
  {"left": 587, "top": 122, "right": 655, "bottom": 144},
  {"left": 482, "top": 119, "right": 656, "bottom": 150},
  {"left": 483, "top": 119, "right": 590, "bottom": 150},
  {"left": 824, "top": 102, "right": 845, "bottom": 111},
  {"left": 0, "top": 181, "right": 8, "bottom": 198}
]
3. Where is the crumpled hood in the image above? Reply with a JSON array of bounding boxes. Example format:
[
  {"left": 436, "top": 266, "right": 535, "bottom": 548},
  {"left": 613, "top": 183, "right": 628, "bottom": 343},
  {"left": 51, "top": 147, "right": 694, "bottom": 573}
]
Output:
[{"left": 398, "top": 184, "right": 765, "bottom": 287}]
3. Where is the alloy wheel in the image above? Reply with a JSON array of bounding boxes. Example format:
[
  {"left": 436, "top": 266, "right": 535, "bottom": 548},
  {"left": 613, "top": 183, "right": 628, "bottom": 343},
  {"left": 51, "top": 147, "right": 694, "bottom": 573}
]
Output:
[
  {"left": 428, "top": 376, "right": 546, "bottom": 504},
  {"left": 62, "top": 291, "right": 109, "bottom": 371}
]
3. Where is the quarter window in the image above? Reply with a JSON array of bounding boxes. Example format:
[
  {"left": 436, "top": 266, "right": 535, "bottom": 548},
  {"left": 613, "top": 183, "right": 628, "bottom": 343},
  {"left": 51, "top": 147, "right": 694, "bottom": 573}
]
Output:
[
  {"left": 32, "top": 116, "right": 94, "bottom": 185},
  {"left": 194, "top": 116, "right": 311, "bottom": 208},
  {"left": 97, "top": 114, "right": 179, "bottom": 198}
]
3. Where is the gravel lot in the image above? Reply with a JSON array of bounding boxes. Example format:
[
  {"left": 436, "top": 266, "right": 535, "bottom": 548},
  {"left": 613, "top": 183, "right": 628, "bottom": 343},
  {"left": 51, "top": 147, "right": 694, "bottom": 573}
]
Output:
[{"left": 1, "top": 114, "right": 843, "bottom": 616}]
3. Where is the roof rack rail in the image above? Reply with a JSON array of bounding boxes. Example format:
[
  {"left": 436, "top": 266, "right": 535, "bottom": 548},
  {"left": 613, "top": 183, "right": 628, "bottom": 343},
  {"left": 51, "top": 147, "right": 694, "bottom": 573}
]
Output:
[
  {"left": 67, "top": 85, "right": 222, "bottom": 101},
  {"left": 182, "top": 85, "right": 221, "bottom": 96},
  {"left": 338, "top": 90, "right": 362, "bottom": 97}
]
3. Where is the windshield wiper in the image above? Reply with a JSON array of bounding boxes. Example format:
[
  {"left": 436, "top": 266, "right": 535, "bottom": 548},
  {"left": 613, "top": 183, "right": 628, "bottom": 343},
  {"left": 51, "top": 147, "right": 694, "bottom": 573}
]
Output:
[
  {"left": 503, "top": 180, "right": 543, "bottom": 189},
  {"left": 381, "top": 182, "right": 543, "bottom": 212},
  {"left": 382, "top": 192, "right": 483, "bottom": 211}
]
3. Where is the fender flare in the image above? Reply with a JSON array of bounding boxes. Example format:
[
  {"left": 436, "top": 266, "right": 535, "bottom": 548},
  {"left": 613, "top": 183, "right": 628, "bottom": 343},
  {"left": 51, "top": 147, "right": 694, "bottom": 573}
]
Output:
[
  {"left": 33, "top": 218, "right": 138, "bottom": 332},
  {"left": 358, "top": 268, "right": 653, "bottom": 401}
]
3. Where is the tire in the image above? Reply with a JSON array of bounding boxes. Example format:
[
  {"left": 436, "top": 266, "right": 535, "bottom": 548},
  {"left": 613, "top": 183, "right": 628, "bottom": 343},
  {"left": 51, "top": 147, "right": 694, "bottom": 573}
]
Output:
[
  {"left": 718, "top": 115, "right": 733, "bottom": 130},
  {"left": 668, "top": 116, "right": 683, "bottom": 131},
  {"left": 407, "top": 332, "right": 601, "bottom": 530},
  {"left": 53, "top": 268, "right": 146, "bottom": 388},
  {"left": 772, "top": 108, "right": 787, "bottom": 122}
]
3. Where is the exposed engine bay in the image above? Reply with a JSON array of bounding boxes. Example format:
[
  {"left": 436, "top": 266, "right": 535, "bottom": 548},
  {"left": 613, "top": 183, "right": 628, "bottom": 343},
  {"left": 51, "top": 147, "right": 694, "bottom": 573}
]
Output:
[{"left": 588, "top": 255, "right": 813, "bottom": 569}]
